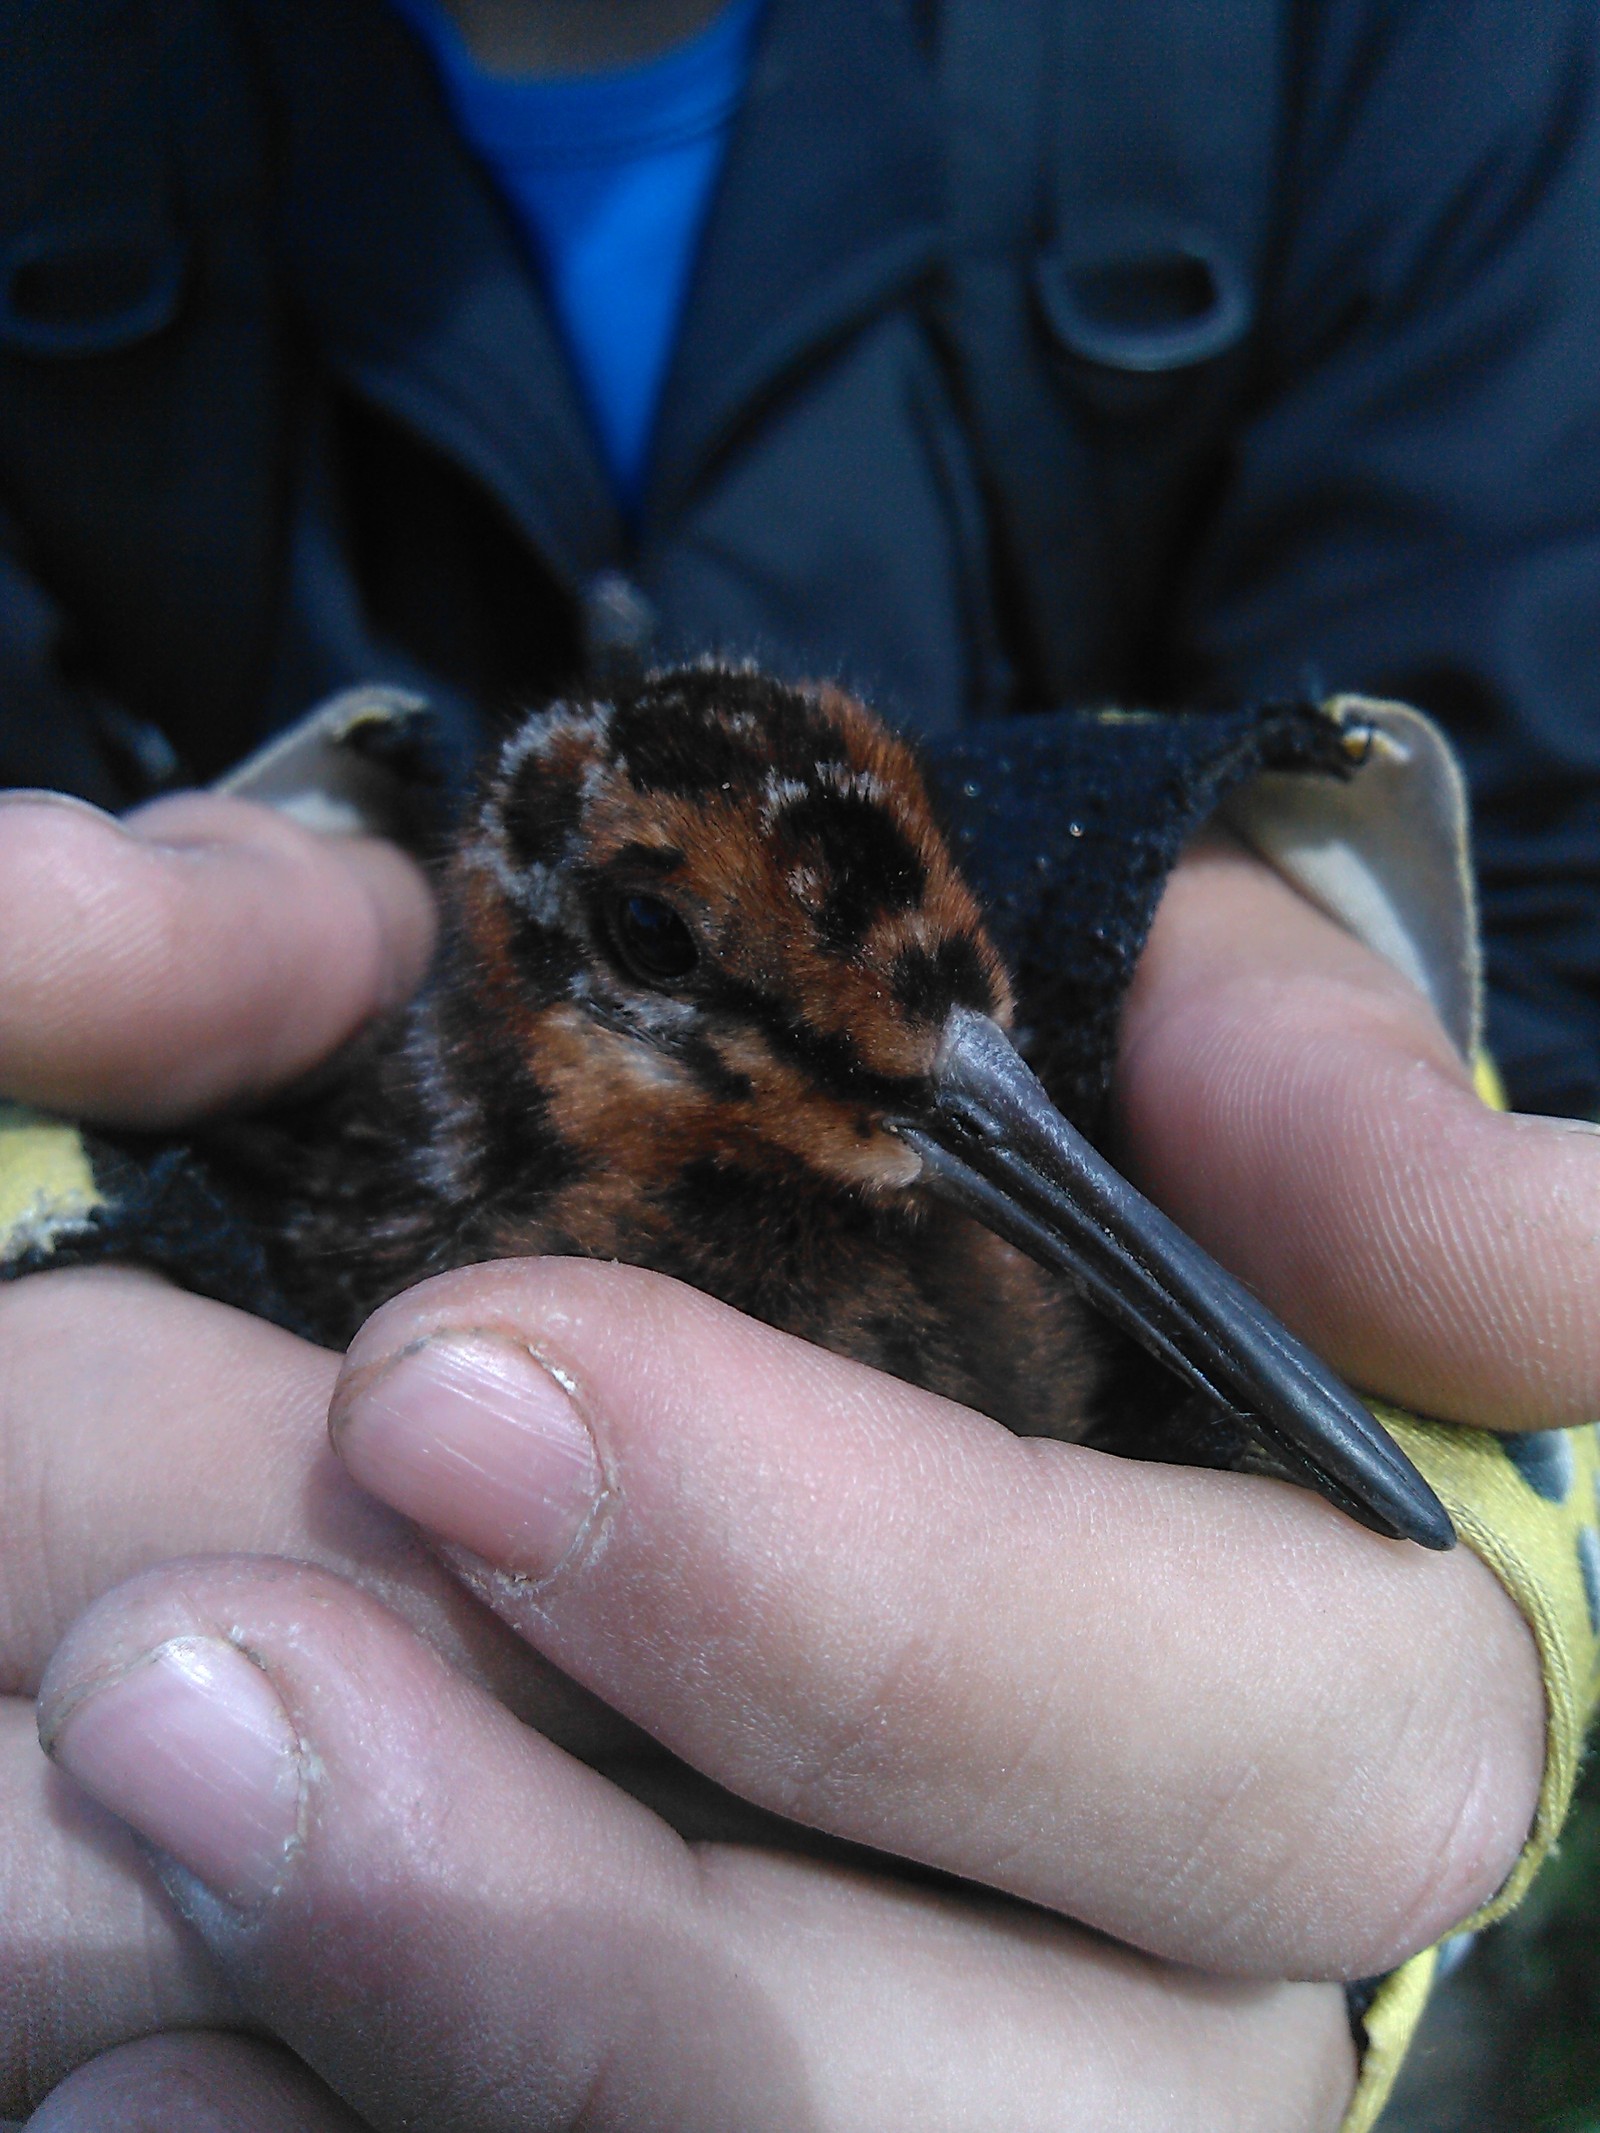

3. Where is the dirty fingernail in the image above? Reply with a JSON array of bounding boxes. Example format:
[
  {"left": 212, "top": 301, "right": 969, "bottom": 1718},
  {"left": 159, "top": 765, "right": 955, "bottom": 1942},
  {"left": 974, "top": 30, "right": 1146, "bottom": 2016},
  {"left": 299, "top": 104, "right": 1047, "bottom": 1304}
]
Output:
[
  {"left": 45, "top": 1637, "right": 302, "bottom": 1909},
  {"left": 333, "top": 1332, "right": 605, "bottom": 1578}
]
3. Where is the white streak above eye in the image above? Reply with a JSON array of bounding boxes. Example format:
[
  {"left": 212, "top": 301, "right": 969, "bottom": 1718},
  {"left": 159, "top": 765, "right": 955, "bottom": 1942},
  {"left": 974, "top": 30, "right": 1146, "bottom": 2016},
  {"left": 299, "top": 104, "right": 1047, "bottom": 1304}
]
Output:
[
  {"left": 821, "top": 766, "right": 891, "bottom": 809},
  {"left": 760, "top": 771, "right": 811, "bottom": 829}
]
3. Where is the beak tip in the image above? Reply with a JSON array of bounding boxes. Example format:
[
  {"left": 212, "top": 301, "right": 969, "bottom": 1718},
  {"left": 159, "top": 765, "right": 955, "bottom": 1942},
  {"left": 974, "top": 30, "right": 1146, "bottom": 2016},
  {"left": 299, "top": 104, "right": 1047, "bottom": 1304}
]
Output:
[{"left": 1401, "top": 1492, "right": 1458, "bottom": 1552}]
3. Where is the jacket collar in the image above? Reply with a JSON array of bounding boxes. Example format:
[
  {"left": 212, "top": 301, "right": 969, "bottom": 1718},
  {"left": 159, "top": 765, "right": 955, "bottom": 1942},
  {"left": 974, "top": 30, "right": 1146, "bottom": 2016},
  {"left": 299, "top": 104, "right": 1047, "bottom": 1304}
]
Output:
[
  {"left": 259, "top": 0, "right": 622, "bottom": 584},
  {"left": 644, "top": 0, "right": 943, "bottom": 524},
  {"left": 259, "top": 0, "right": 941, "bottom": 573}
]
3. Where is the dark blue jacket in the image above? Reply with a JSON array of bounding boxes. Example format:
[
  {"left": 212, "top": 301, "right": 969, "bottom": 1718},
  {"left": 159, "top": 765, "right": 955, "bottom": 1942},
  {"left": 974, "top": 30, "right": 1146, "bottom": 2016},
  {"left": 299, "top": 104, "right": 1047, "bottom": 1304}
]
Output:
[{"left": 4, "top": 0, "right": 1600, "bottom": 1115}]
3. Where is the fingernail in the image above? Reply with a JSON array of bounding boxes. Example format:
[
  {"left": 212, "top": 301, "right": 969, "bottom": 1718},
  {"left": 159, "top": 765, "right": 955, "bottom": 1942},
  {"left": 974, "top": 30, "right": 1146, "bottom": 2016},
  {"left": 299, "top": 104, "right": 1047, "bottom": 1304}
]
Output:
[
  {"left": 333, "top": 1332, "right": 605, "bottom": 1579},
  {"left": 45, "top": 1637, "right": 301, "bottom": 1909}
]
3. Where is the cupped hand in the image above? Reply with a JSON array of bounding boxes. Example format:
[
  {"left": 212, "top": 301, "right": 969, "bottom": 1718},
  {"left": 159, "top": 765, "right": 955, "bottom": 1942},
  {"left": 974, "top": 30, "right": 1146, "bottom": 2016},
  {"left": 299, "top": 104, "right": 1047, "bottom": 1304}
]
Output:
[
  {"left": 31, "top": 1545, "right": 1357, "bottom": 2133},
  {"left": 0, "top": 784, "right": 1582, "bottom": 2124}
]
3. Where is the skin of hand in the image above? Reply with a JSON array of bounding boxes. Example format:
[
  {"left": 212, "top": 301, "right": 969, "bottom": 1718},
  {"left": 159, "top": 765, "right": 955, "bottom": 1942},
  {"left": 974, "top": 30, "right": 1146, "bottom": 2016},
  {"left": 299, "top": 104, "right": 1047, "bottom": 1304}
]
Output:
[{"left": 0, "top": 786, "right": 1570, "bottom": 2128}]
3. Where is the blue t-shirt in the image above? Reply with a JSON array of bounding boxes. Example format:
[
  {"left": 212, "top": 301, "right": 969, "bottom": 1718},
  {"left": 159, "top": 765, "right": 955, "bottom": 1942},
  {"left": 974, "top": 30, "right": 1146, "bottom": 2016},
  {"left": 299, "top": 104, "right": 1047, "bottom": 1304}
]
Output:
[{"left": 390, "top": 0, "right": 766, "bottom": 511}]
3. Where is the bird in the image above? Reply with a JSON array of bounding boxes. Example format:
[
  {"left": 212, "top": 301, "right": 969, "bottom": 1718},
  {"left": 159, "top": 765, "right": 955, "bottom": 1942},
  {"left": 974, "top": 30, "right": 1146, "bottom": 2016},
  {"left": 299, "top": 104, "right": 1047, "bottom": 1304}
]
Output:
[{"left": 225, "top": 661, "right": 1452, "bottom": 1550}]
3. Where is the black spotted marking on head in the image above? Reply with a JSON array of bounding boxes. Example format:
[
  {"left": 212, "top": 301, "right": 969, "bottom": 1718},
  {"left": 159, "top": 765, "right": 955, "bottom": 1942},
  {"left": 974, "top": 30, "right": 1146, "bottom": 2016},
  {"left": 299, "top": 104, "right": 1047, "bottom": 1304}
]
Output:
[
  {"left": 779, "top": 789, "right": 927, "bottom": 952},
  {"left": 890, "top": 935, "right": 997, "bottom": 1024},
  {"left": 613, "top": 691, "right": 754, "bottom": 795},
  {"left": 610, "top": 667, "right": 853, "bottom": 798},
  {"left": 701, "top": 968, "right": 924, "bottom": 1107},
  {"left": 745, "top": 688, "right": 854, "bottom": 785},
  {"left": 510, "top": 914, "right": 583, "bottom": 996},
  {"left": 501, "top": 751, "right": 584, "bottom": 872}
]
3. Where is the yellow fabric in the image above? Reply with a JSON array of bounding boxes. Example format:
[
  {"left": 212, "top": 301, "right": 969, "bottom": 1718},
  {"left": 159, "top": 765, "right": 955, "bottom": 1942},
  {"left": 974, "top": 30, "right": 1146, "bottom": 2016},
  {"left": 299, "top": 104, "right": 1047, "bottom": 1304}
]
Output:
[
  {"left": 1472, "top": 1051, "right": 1510, "bottom": 1111},
  {"left": 0, "top": 1104, "right": 102, "bottom": 1260},
  {"left": 1338, "top": 1410, "right": 1600, "bottom": 2130},
  {"left": 1391, "top": 1414, "right": 1600, "bottom": 1920},
  {"left": 1342, "top": 1947, "right": 1439, "bottom": 2133},
  {"left": 1339, "top": 1055, "right": 1600, "bottom": 2130}
]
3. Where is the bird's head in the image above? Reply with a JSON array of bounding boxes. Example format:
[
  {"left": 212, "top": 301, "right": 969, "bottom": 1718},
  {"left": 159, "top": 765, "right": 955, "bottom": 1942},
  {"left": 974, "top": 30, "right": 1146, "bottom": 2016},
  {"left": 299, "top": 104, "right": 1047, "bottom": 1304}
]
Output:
[
  {"left": 451, "top": 663, "right": 1013, "bottom": 1194},
  {"left": 441, "top": 661, "right": 1450, "bottom": 1551}
]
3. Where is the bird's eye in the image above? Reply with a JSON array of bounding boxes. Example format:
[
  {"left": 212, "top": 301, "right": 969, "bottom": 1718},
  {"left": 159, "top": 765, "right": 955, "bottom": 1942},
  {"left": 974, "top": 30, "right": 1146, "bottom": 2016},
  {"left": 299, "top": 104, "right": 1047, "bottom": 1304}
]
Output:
[{"left": 606, "top": 892, "right": 700, "bottom": 986}]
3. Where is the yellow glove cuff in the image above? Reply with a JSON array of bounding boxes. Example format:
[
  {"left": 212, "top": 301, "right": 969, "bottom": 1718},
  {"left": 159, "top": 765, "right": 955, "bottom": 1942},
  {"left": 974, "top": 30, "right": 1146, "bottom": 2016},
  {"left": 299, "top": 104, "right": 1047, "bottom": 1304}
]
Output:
[{"left": 1340, "top": 1409, "right": 1600, "bottom": 2131}]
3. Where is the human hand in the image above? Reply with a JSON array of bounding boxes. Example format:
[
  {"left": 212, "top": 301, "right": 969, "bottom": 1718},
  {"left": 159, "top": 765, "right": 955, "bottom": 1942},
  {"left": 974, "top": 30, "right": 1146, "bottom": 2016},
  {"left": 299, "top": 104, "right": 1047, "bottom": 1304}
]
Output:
[
  {"left": 0, "top": 785, "right": 1578, "bottom": 2124},
  {"left": 1118, "top": 827, "right": 1600, "bottom": 1429}
]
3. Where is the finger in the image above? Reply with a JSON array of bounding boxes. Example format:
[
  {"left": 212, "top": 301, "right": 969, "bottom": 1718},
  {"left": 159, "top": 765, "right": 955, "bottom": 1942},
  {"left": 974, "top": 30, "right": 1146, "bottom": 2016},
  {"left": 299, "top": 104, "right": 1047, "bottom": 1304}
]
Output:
[
  {"left": 330, "top": 1258, "right": 1544, "bottom": 1981},
  {"left": 0, "top": 1268, "right": 639, "bottom": 1761},
  {"left": 0, "top": 1264, "right": 652, "bottom": 2119},
  {"left": 0, "top": 1696, "right": 230, "bottom": 2122},
  {"left": 1118, "top": 832, "right": 1600, "bottom": 1427},
  {"left": 39, "top": 1558, "right": 1357, "bottom": 2133},
  {"left": 25, "top": 2034, "right": 368, "bottom": 2133},
  {"left": 0, "top": 791, "right": 434, "bottom": 1123}
]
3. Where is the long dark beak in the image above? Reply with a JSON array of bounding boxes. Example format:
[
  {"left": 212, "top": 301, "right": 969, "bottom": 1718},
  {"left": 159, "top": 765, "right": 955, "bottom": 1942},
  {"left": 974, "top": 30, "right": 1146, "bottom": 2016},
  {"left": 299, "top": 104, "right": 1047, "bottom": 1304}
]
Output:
[{"left": 890, "top": 1011, "right": 1453, "bottom": 1550}]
